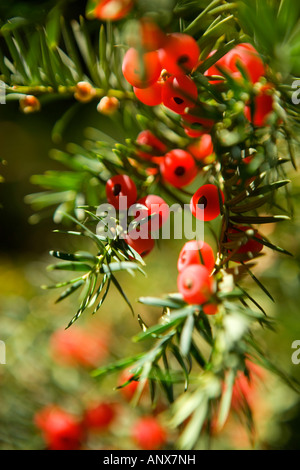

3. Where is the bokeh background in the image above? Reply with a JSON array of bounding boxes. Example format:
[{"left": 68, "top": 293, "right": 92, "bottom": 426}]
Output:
[{"left": 1, "top": 0, "right": 300, "bottom": 451}]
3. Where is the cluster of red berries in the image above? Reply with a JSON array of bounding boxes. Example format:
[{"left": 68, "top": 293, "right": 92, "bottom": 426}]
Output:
[
  {"left": 34, "top": 401, "right": 117, "bottom": 450},
  {"left": 118, "top": 369, "right": 167, "bottom": 449},
  {"left": 136, "top": 129, "right": 214, "bottom": 188},
  {"left": 35, "top": 381, "right": 167, "bottom": 451},
  {"left": 205, "top": 43, "right": 274, "bottom": 127},
  {"left": 122, "top": 31, "right": 204, "bottom": 127},
  {"left": 105, "top": 173, "right": 169, "bottom": 257},
  {"left": 176, "top": 183, "right": 224, "bottom": 308},
  {"left": 177, "top": 239, "right": 217, "bottom": 311}
]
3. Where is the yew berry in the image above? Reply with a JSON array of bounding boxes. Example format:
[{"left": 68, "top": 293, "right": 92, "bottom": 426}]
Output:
[
  {"left": 160, "top": 149, "right": 197, "bottom": 188},
  {"left": 137, "top": 195, "right": 170, "bottom": 232},
  {"left": 106, "top": 174, "right": 137, "bottom": 210},
  {"left": 34, "top": 406, "right": 83, "bottom": 450},
  {"left": 84, "top": 402, "right": 116, "bottom": 431},
  {"left": 140, "top": 18, "right": 166, "bottom": 51},
  {"left": 188, "top": 134, "right": 214, "bottom": 162},
  {"left": 225, "top": 43, "right": 265, "bottom": 84},
  {"left": 162, "top": 75, "right": 198, "bottom": 114},
  {"left": 50, "top": 327, "right": 109, "bottom": 368},
  {"left": 190, "top": 184, "right": 225, "bottom": 221},
  {"left": 244, "top": 85, "right": 274, "bottom": 127},
  {"left": 227, "top": 225, "right": 263, "bottom": 257},
  {"left": 182, "top": 112, "right": 215, "bottom": 138},
  {"left": 177, "top": 264, "right": 213, "bottom": 305},
  {"left": 203, "top": 303, "right": 219, "bottom": 315},
  {"left": 230, "top": 360, "right": 264, "bottom": 411},
  {"left": 159, "top": 33, "right": 200, "bottom": 76},
  {"left": 94, "top": 0, "right": 133, "bottom": 21},
  {"left": 122, "top": 48, "right": 161, "bottom": 89},
  {"left": 134, "top": 81, "right": 163, "bottom": 106},
  {"left": 177, "top": 240, "right": 215, "bottom": 273},
  {"left": 118, "top": 369, "right": 147, "bottom": 401},
  {"left": 136, "top": 130, "right": 167, "bottom": 161},
  {"left": 205, "top": 44, "right": 265, "bottom": 85},
  {"left": 132, "top": 416, "right": 167, "bottom": 450},
  {"left": 125, "top": 231, "right": 155, "bottom": 257}
]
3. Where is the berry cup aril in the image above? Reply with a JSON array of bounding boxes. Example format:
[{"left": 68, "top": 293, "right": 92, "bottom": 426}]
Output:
[
  {"left": 122, "top": 48, "right": 162, "bottom": 89},
  {"left": 160, "top": 149, "right": 197, "bottom": 188},
  {"left": 84, "top": 402, "right": 116, "bottom": 431},
  {"left": 136, "top": 130, "right": 167, "bottom": 161},
  {"left": 177, "top": 264, "right": 213, "bottom": 305},
  {"left": 125, "top": 231, "right": 155, "bottom": 257},
  {"left": 177, "top": 240, "right": 215, "bottom": 273},
  {"left": 182, "top": 112, "right": 215, "bottom": 138},
  {"left": 35, "top": 406, "right": 84, "bottom": 451},
  {"left": 106, "top": 174, "right": 137, "bottom": 210},
  {"left": 205, "top": 43, "right": 265, "bottom": 85},
  {"left": 158, "top": 33, "right": 200, "bottom": 76},
  {"left": 134, "top": 81, "right": 163, "bottom": 106},
  {"left": 190, "top": 184, "right": 225, "bottom": 221},
  {"left": 188, "top": 134, "right": 214, "bottom": 161},
  {"left": 203, "top": 303, "right": 219, "bottom": 315},
  {"left": 132, "top": 416, "right": 167, "bottom": 450},
  {"left": 162, "top": 75, "right": 198, "bottom": 114},
  {"left": 244, "top": 84, "right": 274, "bottom": 127},
  {"left": 136, "top": 195, "right": 170, "bottom": 232}
]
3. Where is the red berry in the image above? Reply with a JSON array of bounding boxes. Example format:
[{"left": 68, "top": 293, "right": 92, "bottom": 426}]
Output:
[
  {"left": 94, "top": 0, "right": 133, "bottom": 21},
  {"left": 160, "top": 149, "right": 197, "bottom": 188},
  {"left": 188, "top": 134, "right": 214, "bottom": 161},
  {"left": 182, "top": 112, "right": 215, "bottom": 137},
  {"left": 190, "top": 184, "right": 224, "bottom": 221},
  {"left": 244, "top": 85, "right": 274, "bottom": 127},
  {"left": 177, "top": 240, "right": 215, "bottom": 273},
  {"left": 159, "top": 33, "right": 200, "bottom": 76},
  {"left": 227, "top": 225, "right": 263, "bottom": 257},
  {"left": 122, "top": 48, "right": 161, "bottom": 89},
  {"left": 50, "top": 327, "right": 109, "bottom": 368},
  {"left": 84, "top": 402, "right": 116, "bottom": 431},
  {"left": 35, "top": 406, "right": 83, "bottom": 450},
  {"left": 140, "top": 18, "right": 166, "bottom": 51},
  {"left": 162, "top": 75, "right": 198, "bottom": 114},
  {"left": 106, "top": 174, "right": 137, "bottom": 210},
  {"left": 118, "top": 369, "right": 143, "bottom": 401},
  {"left": 137, "top": 195, "right": 170, "bottom": 232},
  {"left": 205, "top": 44, "right": 265, "bottom": 85},
  {"left": 134, "top": 81, "right": 163, "bottom": 106},
  {"left": 136, "top": 130, "right": 167, "bottom": 161},
  {"left": 203, "top": 50, "right": 227, "bottom": 84},
  {"left": 125, "top": 231, "right": 155, "bottom": 257},
  {"left": 203, "top": 303, "right": 219, "bottom": 315},
  {"left": 177, "top": 264, "right": 213, "bottom": 305},
  {"left": 230, "top": 360, "right": 264, "bottom": 411},
  {"left": 132, "top": 416, "right": 167, "bottom": 450}
]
